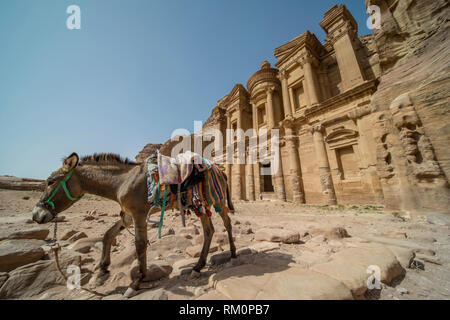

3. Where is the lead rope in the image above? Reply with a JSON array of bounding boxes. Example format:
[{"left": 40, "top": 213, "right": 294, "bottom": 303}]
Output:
[
  {"left": 178, "top": 183, "right": 186, "bottom": 227},
  {"left": 50, "top": 216, "right": 106, "bottom": 298}
]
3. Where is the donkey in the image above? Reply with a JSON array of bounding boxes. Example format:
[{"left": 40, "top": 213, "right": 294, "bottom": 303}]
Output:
[{"left": 32, "top": 152, "right": 236, "bottom": 295}]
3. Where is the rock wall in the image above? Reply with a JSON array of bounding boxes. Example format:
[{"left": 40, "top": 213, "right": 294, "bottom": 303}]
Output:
[
  {"left": 135, "top": 143, "right": 163, "bottom": 163},
  {"left": 367, "top": 0, "right": 450, "bottom": 216},
  {"left": 0, "top": 177, "right": 45, "bottom": 191}
]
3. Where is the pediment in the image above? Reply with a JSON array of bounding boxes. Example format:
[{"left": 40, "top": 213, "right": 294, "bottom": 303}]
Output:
[
  {"left": 325, "top": 128, "right": 358, "bottom": 144},
  {"left": 274, "top": 31, "right": 327, "bottom": 68},
  {"left": 228, "top": 84, "right": 249, "bottom": 100}
]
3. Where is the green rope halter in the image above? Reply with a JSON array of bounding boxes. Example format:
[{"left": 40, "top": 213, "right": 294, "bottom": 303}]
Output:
[{"left": 42, "top": 169, "right": 83, "bottom": 210}]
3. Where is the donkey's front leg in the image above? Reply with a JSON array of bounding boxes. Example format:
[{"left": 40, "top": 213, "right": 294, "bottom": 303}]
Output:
[
  {"left": 91, "top": 213, "right": 132, "bottom": 287},
  {"left": 129, "top": 214, "right": 148, "bottom": 292},
  {"left": 96, "top": 212, "right": 132, "bottom": 273}
]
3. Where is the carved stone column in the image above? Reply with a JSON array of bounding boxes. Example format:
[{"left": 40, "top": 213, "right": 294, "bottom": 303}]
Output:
[
  {"left": 278, "top": 70, "right": 293, "bottom": 118},
  {"left": 232, "top": 154, "right": 243, "bottom": 201},
  {"left": 246, "top": 148, "right": 256, "bottom": 201},
  {"left": 272, "top": 137, "right": 286, "bottom": 202},
  {"left": 283, "top": 120, "right": 305, "bottom": 203},
  {"left": 300, "top": 54, "right": 321, "bottom": 106},
  {"left": 251, "top": 101, "right": 258, "bottom": 132},
  {"left": 310, "top": 124, "right": 337, "bottom": 205},
  {"left": 225, "top": 113, "right": 232, "bottom": 198},
  {"left": 253, "top": 161, "right": 261, "bottom": 200},
  {"left": 302, "top": 79, "right": 310, "bottom": 107},
  {"left": 266, "top": 86, "right": 276, "bottom": 129},
  {"left": 288, "top": 87, "right": 296, "bottom": 114}
]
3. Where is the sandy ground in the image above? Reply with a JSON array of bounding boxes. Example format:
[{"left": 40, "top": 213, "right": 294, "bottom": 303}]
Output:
[{"left": 0, "top": 189, "right": 449, "bottom": 300}]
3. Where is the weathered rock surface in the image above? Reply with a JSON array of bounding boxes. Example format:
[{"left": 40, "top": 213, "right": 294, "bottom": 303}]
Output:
[
  {"left": 0, "top": 176, "right": 45, "bottom": 191},
  {"left": 129, "top": 260, "right": 173, "bottom": 282},
  {"left": 0, "top": 250, "right": 82, "bottom": 299},
  {"left": 329, "top": 247, "right": 404, "bottom": 284},
  {"left": 311, "top": 227, "right": 351, "bottom": 240},
  {"left": 249, "top": 241, "right": 280, "bottom": 253},
  {"left": 67, "top": 237, "right": 102, "bottom": 254},
  {"left": 255, "top": 228, "right": 300, "bottom": 244},
  {"left": 361, "top": 236, "right": 435, "bottom": 256},
  {"left": 209, "top": 264, "right": 353, "bottom": 300},
  {"left": 368, "top": 0, "right": 450, "bottom": 216},
  {"left": 60, "top": 230, "right": 78, "bottom": 241},
  {"left": 155, "top": 235, "right": 193, "bottom": 252},
  {"left": 0, "top": 227, "right": 49, "bottom": 241},
  {"left": 135, "top": 143, "right": 163, "bottom": 163},
  {"left": 427, "top": 213, "right": 450, "bottom": 226},
  {"left": 186, "top": 243, "right": 219, "bottom": 258},
  {"left": 172, "top": 258, "right": 198, "bottom": 276},
  {"left": 131, "top": 288, "right": 168, "bottom": 300},
  {"left": 0, "top": 239, "right": 46, "bottom": 272}
]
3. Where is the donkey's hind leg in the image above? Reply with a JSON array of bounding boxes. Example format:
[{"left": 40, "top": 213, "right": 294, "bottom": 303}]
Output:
[
  {"left": 217, "top": 206, "right": 237, "bottom": 258},
  {"left": 193, "top": 214, "right": 214, "bottom": 272},
  {"left": 96, "top": 212, "right": 132, "bottom": 273}
]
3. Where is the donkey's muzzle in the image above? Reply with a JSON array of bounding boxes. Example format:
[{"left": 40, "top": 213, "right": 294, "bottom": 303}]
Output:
[{"left": 32, "top": 206, "right": 54, "bottom": 224}]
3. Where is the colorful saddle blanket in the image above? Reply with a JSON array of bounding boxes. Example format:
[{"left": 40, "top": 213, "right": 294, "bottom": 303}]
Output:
[
  {"left": 157, "top": 151, "right": 208, "bottom": 185},
  {"left": 146, "top": 153, "right": 227, "bottom": 214}
]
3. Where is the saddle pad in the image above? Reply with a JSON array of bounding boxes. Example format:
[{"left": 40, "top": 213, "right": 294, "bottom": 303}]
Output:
[
  {"left": 157, "top": 152, "right": 181, "bottom": 185},
  {"left": 158, "top": 151, "right": 206, "bottom": 185}
]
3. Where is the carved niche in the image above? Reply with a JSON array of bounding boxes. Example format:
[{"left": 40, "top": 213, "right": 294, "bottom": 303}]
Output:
[{"left": 390, "top": 93, "right": 444, "bottom": 181}]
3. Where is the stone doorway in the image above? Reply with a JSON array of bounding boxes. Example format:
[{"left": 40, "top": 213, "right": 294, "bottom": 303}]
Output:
[{"left": 262, "top": 164, "right": 274, "bottom": 192}]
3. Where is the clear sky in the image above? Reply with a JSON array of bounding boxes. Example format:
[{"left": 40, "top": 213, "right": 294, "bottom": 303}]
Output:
[{"left": 0, "top": 0, "right": 372, "bottom": 179}]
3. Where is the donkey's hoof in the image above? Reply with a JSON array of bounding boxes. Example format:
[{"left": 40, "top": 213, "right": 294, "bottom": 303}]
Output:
[
  {"left": 89, "top": 270, "right": 110, "bottom": 287},
  {"left": 190, "top": 270, "right": 201, "bottom": 279},
  {"left": 230, "top": 257, "right": 240, "bottom": 266},
  {"left": 123, "top": 287, "right": 138, "bottom": 298}
]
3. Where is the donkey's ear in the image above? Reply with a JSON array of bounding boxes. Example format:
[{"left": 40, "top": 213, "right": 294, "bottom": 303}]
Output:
[{"left": 62, "top": 152, "right": 79, "bottom": 172}]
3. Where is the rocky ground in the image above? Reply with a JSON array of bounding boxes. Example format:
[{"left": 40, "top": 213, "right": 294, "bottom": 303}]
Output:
[{"left": 0, "top": 188, "right": 449, "bottom": 300}]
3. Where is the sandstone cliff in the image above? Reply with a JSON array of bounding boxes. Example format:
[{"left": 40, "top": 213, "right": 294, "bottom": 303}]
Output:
[
  {"left": 367, "top": 0, "right": 450, "bottom": 215},
  {"left": 0, "top": 177, "right": 45, "bottom": 191},
  {"left": 135, "top": 143, "right": 163, "bottom": 163}
]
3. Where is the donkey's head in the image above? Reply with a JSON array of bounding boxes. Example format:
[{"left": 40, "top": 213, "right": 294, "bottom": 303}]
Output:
[{"left": 32, "top": 153, "right": 83, "bottom": 224}]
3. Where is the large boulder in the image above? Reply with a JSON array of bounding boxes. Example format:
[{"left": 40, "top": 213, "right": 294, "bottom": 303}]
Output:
[
  {"left": 209, "top": 264, "right": 353, "bottom": 300},
  {"left": 0, "top": 227, "right": 49, "bottom": 241},
  {"left": 255, "top": 228, "right": 300, "bottom": 244},
  {"left": 0, "top": 239, "right": 46, "bottom": 272},
  {"left": 129, "top": 260, "right": 172, "bottom": 282},
  {"left": 186, "top": 243, "right": 219, "bottom": 258},
  {"left": 172, "top": 258, "right": 198, "bottom": 276},
  {"left": 130, "top": 288, "right": 168, "bottom": 300},
  {"left": 0, "top": 250, "right": 83, "bottom": 299},
  {"left": 67, "top": 237, "right": 102, "bottom": 254}
]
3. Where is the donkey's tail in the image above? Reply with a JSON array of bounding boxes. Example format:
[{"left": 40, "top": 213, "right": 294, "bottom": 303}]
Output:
[{"left": 224, "top": 173, "right": 235, "bottom": 213}]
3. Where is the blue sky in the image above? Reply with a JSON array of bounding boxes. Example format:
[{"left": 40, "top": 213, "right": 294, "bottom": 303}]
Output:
[{"left": 0, "top": 0, "right": 372, "bottom": 179}]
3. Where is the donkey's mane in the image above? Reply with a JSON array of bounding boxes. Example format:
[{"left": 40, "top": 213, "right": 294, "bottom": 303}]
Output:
[{"left": 79, "top": 153, "right": 138, "bottom": 166}]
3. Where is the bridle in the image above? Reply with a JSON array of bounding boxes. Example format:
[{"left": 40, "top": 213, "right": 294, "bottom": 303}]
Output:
[
  {"left": 36, "top": 169, "right": 83, "bottom": 217},
  {"left": 35, "top": 168, "right": 106, "bottom": 297}
]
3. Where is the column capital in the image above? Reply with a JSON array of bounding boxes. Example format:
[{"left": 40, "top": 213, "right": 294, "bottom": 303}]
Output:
[
  {"left": 347, "top": 104, "right": 372, "bottom": 121},
  {"left": 298, "top": 52, "right": 319, "bottom": 68},
  {"left": 281, "top": 116, "right": 296, "bottom": 129},
  {"left": 308, "top": 123, "right": 325, "bottom": 134},
  {"left": 277, "top": 69, "right": 289, "bottom": 81},
  {"left": 265, "top": 86, "right": 276, "bottom": 96}
]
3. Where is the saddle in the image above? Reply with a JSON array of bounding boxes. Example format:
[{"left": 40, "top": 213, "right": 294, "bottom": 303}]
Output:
[
  {"left": 157, "top": 151, "right": 208, "bottom": 186},
  {"left": 146, "top": 151, "right": 229, "bottom": 235}
]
